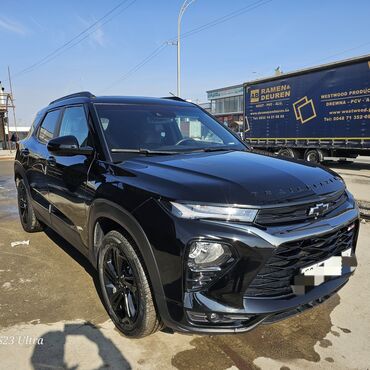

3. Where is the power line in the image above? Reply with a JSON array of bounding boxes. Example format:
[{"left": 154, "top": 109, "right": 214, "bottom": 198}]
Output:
[
  {"left": 104, "top": 0, "right": 274, "bottom": 90},
  {"left": 19, "top": 0, "right": 138, "bottom": 76},
  {"left": 15, "top": 0, "right": 130, "bottom": 77},
  {"left": 178, "top": 0, "right": 272, "bottom": 41},
  {"left": 6, "top": 0, "right": 137, "bottom": 81},
  {"left": 105, "top": 0, "right": 370, "bottom": 91},
  {"left": 103, "top": 43, "right": 169, "bottom": 91},
  {"left": 308, "top": 41, "right": 370, "bottom": 66}
]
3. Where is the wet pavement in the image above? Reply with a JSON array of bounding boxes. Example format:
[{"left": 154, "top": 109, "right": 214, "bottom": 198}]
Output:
[{"left": 0, "top": 159, "right": 369, "bottom": 369}]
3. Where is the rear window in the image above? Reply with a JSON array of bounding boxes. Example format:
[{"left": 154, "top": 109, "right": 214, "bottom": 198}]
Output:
[{"left": 27, "top": 111, "right": 43, "bottom": 139}]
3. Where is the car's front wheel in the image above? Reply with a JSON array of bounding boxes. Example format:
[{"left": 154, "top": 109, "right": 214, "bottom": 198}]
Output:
[{"left": 98, "top": 230, "right": 161, "bottom": 338}]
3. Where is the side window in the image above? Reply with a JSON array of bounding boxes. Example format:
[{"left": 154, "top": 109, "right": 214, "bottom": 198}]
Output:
[
  {"left": 38, "top": 110, "right": 60, "bottom": 143},
  {"left": 26, "top": 112, "right": 42, "bottom": 139},
  {"left": 59, "top": 106, "right": 89, "bottom": 146}
]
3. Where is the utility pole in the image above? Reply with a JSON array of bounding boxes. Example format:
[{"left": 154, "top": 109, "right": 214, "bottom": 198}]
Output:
[
  {"left": 7, "top": 67, "right": 18, "bottom": 151},
  {"left": 8, "top": 67, "right": 17, "bottom": 133},
  {"left": 177, "top": 0, "right": 196, "bottom": 97},
  {"left": 0, "top": 70, "right": 17, "bottom": 150},
  {"left": 0, "top": 82, "right": 7, "bottom": 150}
]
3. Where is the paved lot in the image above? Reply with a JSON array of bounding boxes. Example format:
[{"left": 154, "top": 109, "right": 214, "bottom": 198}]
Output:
[
  {"left": 323, "top": 157, "right": 370, "bottom": 206},
  {"left": 0, "top": 158, "right": 369, "bottom": 370}
]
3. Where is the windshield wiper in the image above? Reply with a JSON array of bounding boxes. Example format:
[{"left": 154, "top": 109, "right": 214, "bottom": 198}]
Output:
[
  {"left": 111, "top": 148, "right": 178, "bottom": 156},
  {"left": 200, "top": 147, "right": 242, "bottom": 152}
]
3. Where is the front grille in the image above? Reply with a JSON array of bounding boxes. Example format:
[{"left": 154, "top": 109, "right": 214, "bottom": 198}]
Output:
[
  {"left": 256, "top": 191, "right": 348, "bottom": 226},
  {"left": 245, "top": 223, "right": 357, "bottom": 298}
]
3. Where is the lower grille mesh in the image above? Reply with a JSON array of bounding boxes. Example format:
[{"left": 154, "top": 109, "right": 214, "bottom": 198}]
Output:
[{"left": 245, "top": 223, "right": 357, "bottom": 298}]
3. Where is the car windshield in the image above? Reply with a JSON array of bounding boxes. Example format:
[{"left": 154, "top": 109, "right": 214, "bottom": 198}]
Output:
[{"left": 94, "top": 103, "right": 246, "bottom": 156}]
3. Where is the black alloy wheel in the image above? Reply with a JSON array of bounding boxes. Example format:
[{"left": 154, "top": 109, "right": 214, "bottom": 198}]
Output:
[
  {"left": 17, "top": 178, "right": 44, "bottom": 233},
  {"left": 18, "top": 180, "right": 29, "bottom": 225},
  {"left": 98, "top": 230, "right": 161, "bottom": 338},
  {"left": 102, "top": 245, "right": 139, "bottom": 329}
]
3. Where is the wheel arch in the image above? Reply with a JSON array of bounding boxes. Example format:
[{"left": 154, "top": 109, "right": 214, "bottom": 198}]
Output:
[
  {"left": 14, "top": 161, "right": 33, "bottom": 198},
  {"left": 87, "top": 199, "right": 171, "bottom": 324},
  {"left": 14, "top": 160, "right": 27, "bottom": 184}
]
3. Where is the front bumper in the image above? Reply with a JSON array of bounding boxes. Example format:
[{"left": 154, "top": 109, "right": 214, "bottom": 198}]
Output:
[
  {"left": 178, "top": 277, "right": 348, "bottom": 334},
  {"left": 133, "top": 198, "right": 360, "bottom": 334},
  {"left": 179, "top": 207, "right": 359, "bottom": 333}
]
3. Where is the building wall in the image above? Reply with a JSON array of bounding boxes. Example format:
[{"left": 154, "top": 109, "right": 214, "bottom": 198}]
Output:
[
  {"left": 0, "top": 125, "right": 30, "bottom": 149},
  {"left": 207, "top": 84, "right": 244, "bottom": 133}
]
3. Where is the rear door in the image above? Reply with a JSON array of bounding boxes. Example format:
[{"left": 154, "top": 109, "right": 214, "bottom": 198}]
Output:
[
  {"left": 46, "top": 104, "right": 94, "bottom": 252},
  {"left": 22, "top": 109, "right": 61, "bottom": 224}
]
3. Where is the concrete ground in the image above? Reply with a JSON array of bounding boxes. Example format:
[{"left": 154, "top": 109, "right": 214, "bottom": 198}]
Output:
[
  {"left": 0, "top": 158, "right": 369, "bottom": 370},
  {"left": 0, "top": 150, "right": 16, "bottom": 160}
]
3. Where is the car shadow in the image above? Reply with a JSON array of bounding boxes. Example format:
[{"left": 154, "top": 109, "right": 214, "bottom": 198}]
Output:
[
  {"left": 30, "top": 322, "right": 131, "bottom": 370},
  {"left": 44, "top": 227, "right": 104, "bottom": 301},
  {"left": 43, "top": 227, "right": 175, "bottom": 334}
]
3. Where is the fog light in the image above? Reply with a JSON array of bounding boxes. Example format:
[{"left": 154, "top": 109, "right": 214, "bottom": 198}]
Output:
[
  {"left": 187, "top": 311, "right": 208, "bottom": 323},
  {"left": 207, "top": 313, "right": 220, "bottom": 322},
  {"left": 188, "top": 241, "right": 232, "bottom": 269}
]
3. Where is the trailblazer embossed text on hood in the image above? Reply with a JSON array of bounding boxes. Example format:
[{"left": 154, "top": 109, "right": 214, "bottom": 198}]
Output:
[{"left": 119, "top": 151, "right": 345, "bottom": 205}]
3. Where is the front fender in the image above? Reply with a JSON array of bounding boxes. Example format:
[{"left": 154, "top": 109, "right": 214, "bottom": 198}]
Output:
[{"left": 87, "top": 198, "right": 176, "bottom": 328}]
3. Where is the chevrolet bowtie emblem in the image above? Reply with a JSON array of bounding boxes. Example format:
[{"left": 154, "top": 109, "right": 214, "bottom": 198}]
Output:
[{"left": 308, "top": 203, "right": 330, "bottom": 217}]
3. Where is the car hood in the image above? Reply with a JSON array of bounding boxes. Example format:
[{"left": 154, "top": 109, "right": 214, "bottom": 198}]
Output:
[{"left": 116, "top": 151, "right": 345, "bottom": 205}]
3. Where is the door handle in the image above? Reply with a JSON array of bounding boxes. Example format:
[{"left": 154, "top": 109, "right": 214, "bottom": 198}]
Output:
[
  {"left": 47, "top": 156, "right": 56, "bottom": 167},
  {"left": 21, "top": 148, "right": 30, "bottom": 157}
]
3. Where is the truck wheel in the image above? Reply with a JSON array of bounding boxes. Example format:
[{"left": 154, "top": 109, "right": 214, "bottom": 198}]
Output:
[
  {"left": 17, "top": 178, "right": 44, "bottom": 233},
  {"left": 98, "top": 230, "right": 161, "bottom": 338},
  {"left": 304, "top": 149, "right": 323, "bottom": 163},
  {"left": 277, "top": 148, "right": 301, "bottom": 159}
]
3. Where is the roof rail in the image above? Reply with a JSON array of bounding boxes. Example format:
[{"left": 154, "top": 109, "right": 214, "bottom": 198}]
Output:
[{"left": 49, "top": 91, "right": 95, "bottom": 105}]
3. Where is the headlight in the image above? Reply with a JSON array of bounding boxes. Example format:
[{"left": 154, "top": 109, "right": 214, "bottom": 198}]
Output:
[
  {"left": 186, "top": 241, "right": 235, "bottom": 291},
  {"left": 188, "top": 241, "right": 232, "bottom": 269},
  {"left": 170, "top": 202, "right": 258, "bottom": 222}
]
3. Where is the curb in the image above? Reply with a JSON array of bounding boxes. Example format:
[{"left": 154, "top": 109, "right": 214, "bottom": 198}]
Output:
[
  {"left": 359, "top": 209, "right": 370, "bottom": 221},
  {"left": 357, "top": 200, "right": 370, "bottom": 220}
]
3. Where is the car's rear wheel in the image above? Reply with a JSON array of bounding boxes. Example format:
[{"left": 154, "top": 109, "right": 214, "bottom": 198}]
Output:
[
  {"left": 98, "top": 230, "right": 161, "bottom": 338},
  {"left": 17, "top": 178, "right": 44, "bottom": 233}
]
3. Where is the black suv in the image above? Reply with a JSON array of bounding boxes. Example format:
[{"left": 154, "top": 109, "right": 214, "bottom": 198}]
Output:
[{"left": 15, "top": 92, "right": 359, "bottom": 338}]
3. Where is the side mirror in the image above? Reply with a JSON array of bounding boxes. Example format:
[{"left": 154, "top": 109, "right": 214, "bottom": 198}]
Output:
[{"left": 47, "top": 135, "right": 94, "bottom": 156}]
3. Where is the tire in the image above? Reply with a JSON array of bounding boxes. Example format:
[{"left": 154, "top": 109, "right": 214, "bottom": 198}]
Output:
[
  {"left": 17, "top": 178, "right": 44, "bottom": 233},
  {"left": 277, "top": 148, "right": 301, "bottom": 159},
  {"left": 304, "top": 149, "right": 324, "bottom": 163},
  {"left": 98, "top": 230, "right": 161, "bottom": 338}
]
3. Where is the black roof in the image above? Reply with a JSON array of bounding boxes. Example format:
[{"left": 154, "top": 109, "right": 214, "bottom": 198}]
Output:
[{"left": 48, "top": 92, "right": 193, "bottom": 108}]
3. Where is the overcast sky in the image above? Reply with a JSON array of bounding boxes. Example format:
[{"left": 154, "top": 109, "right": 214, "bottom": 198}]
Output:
[{"left": 1, "top": 0, "right": 369, "bottom": 126}]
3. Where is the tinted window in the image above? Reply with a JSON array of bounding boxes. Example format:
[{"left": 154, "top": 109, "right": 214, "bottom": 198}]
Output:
[
  {"left": 27, "top": 112, "right": 43, "bottom": 139},
  {"left": 59, "top": 106, "right": 89, "bottom": 146},
  {"left": 38, "top": 110, "right": 60, "bottom": 143},
  {"left": 95, "top": 104, "right": 244, "bottom": 155}
]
